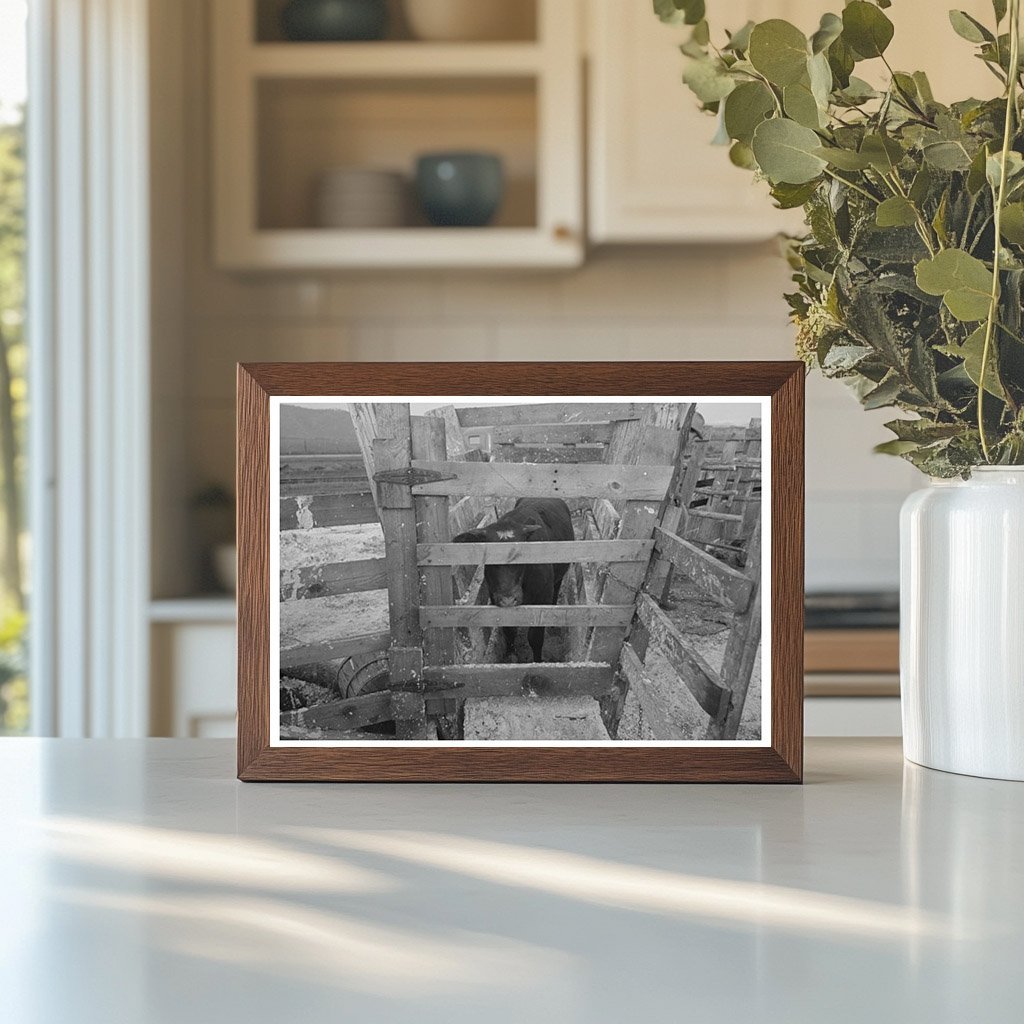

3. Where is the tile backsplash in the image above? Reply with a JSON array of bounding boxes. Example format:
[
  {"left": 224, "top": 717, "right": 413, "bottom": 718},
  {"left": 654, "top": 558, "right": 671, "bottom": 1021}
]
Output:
[{"left": 181, "top": 246, "right": 916, "bottom": 593}]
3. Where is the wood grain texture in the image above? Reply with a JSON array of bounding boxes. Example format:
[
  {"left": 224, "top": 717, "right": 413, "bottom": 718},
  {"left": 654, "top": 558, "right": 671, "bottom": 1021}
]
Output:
[
  {"left": 420, "top": 604, "right": 636, "bottom": 628},
  {"left": 418, "top": 539, "right": 653, "bottom": 566},
  {"left": 409, "top": 460, "right": 674, "bottom": 500},
  {"left": 651, "top": 527, "right": 753, "bottom": 611},
  {"left": 237, "top": 361, "right": 804, "bottom": 783}
]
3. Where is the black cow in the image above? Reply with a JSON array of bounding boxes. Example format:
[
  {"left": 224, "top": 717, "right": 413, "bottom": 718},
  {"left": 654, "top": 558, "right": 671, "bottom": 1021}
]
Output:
[{"left": 453, "top": 497, "right": 573, "bottom": 663}]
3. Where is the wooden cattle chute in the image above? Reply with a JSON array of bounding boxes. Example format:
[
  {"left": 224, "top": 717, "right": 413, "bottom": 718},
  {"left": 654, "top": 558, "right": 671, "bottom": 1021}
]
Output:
[{"left": 279, "top": 400, "right": 764, "bottom": 742}]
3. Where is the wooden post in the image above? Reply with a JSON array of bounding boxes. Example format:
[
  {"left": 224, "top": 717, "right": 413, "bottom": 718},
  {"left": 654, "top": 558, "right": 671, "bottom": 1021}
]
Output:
[
  {"left": 588, "top": 407, "right": 683, "bottom": 664},
  {"left": 371, "top": 403, "right": 421, "bottom": 649},
  {"left": 705, "top": 520, "right": 762, "bottom": 740}
]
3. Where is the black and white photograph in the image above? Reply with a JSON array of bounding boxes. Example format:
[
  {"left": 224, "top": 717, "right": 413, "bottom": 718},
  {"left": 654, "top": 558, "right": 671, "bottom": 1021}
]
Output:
[{"left": 270, "top": 397, "right": 769, "bottom": 745}]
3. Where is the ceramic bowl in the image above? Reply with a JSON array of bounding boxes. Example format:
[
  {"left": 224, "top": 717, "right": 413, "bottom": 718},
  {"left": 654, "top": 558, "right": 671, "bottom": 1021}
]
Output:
[
  {"left": 415, "top": 152, "right": 504, "bottom": 228},
  {"left": 281, "top": 0, "right": 388, "bottom": 42},
  {"left": 316, "top": 168, "right": 407, "bottom": 228}
]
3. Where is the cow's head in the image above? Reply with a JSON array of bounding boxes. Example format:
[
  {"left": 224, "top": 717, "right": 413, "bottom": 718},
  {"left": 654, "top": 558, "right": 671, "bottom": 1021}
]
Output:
[{"left": 453, "top": 523, "right": 543, "bottom": 607}]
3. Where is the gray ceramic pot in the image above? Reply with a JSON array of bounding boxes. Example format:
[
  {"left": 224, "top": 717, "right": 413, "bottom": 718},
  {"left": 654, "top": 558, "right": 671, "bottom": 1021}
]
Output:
[
  {"left": 415, "top": 152, "right": 505, "bottom": 227},
  {"left": 281, "top": 0, "right": 388, "bottom": 42}
]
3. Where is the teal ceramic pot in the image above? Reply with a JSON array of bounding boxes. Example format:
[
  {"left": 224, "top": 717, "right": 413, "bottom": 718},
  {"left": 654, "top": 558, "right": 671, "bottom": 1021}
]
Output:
[
  {"left": 415, "top": 152, "right": 505, "bottom": 227},
  {"left": 281, "top": 0, "right": 388, "bottom": 41}
]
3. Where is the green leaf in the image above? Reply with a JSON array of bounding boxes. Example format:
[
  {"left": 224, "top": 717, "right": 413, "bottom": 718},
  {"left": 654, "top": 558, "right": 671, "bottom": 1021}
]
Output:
[
  {"left": 922, "top": 140, "right": 973, "bottom": 171},
  {"left": 842, "top": 1, "right": 895, "bottom": 59},
  {"left": 876, "top": 196, "right": 918, "bottom": 228},
  {"left": 909, "top": 164, "right": 933, "bottom": 205},
  {"left": 748, "top": 20, "right": 809, "bottom": 86},
  {"left": 771, "top": 180, "right": 820, "bottom": 209},
  {"left": 784, "top": 80, "right": 824, "bottom": 129},
  {"left": 875, "top": 439, "right": 922, "bottom": 455},
  {"left": 751, "top": 118, "right": 828, "bottom": 184},
  {"left": 885, "top": 418, "right": 963, "bottom": 443},
  {"left": 913, "top": 71, "right": 935, "bottom": 104},
  {"left": 653, "top": 0, "right": 705, "bottom": 26},
  {"left": 862, "top": 374, "right": 903, "bottom": 409},
  {"left": 860, "top": 133, "right": 904, "bottom": 173},
  {"left": 986, "top": 150, "right": 1024, "bottom": 191},
  {"left": 1000, "top": 203, "right": 1024, "bottom": 244},
  {"left": 939, "top": 325, "right": 1005, "bottom": 397},
  {"left": 814, "top": 146, "right": 872, "bottom": 170},
  {"left": 808, "top": 51, "right": 833, "bottom": 108},
  {"left": 827, "top": 35, "right": 856, "bottom": 88},
  {"left": 723, "top": 81, "right": 775, "bottom": 144},
  {"left": 729, "top": 140, "right": 757, "bottom": 169},
  {"left": 993, "top": 0, "right": 1008, "bottom": 24},
  {"left": 948, "top": 10, "right": 994, "bottom": 44},
  {"left": 682, "top": 57, "right": 736, "bottom": 104},
  {"left": 967, "top": 144, "right": 991, "bottom": 193},
  {"left": 724, "top": 20, "right": 755, "bottom": 53},
  {"left": 810, "top": 12, "right": 843, "bottom": 54},
  {"left": 915, "top": 249, "right": 994, "bottom": 321}
]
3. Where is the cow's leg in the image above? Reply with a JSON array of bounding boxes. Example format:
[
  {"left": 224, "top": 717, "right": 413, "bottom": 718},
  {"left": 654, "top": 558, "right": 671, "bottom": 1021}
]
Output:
[
  {"left": 503, "top": 627, "right": 518, "bottom": 662},
  {"left": 527, "top": 626, "right": 545, "bottom": 663}
]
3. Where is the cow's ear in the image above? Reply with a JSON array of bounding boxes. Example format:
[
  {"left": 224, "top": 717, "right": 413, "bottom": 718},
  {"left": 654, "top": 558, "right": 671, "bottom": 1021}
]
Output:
[
  {"left": 453, "top": 530, "right": 487, "bottom": 544},
  {"left": 520, "top": 525, "right": 543, "bottom": 539}
]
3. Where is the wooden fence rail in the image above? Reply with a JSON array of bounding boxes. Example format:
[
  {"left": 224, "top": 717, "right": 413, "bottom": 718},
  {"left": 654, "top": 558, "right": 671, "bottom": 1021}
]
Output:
[
  {"left": 417, "top": 539, "right": 653, "bottom": 566},
  {"left": 409, "top": 461, "right": 674, "bottom": 500}
]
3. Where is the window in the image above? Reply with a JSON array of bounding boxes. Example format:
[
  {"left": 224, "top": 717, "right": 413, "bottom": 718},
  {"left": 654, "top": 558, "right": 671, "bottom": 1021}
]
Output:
[{"left": 0, "top": 0, "right": 28, "bottom": 734}]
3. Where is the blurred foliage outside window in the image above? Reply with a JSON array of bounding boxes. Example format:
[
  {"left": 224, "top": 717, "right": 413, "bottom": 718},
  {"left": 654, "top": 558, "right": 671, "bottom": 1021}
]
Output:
[{"left": 0, "top": 1, "right": 28, "bottom": 733}]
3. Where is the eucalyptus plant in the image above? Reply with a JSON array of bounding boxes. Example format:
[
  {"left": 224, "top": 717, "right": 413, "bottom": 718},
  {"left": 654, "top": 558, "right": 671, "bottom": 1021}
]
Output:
[{"left": 657, "top": 0, "right": 1024, "bottom": 475}]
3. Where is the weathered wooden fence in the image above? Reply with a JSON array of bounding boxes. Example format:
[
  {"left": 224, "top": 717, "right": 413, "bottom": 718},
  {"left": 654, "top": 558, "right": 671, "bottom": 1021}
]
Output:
[{"left": 279, "top": 402, "right": 763, "bottom": 742}]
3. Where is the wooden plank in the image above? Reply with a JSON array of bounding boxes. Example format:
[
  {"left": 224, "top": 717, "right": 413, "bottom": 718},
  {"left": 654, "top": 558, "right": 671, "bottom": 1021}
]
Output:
[
  {"left": 636, "top": 594, "right": 729, "bottom": 718},
  {"left": 651, "top": 527, "right": 754, "bottom": 611},
  {"left": 412, "top": 416, "right": 455, "bottom": 669},
  {"left": 349, "top": 403, "right": 383, "bottom": 524},
  {"left": 372, "top": 403, "right": 421, "bottom": 648},
  {"left": 490, "top": 423, "right": 615, "bottom": 445},
  {"left": 280, "top": 556, "right": 387, "bottom": 601},
  {"left": 425, "top": 405, "right": 468, "bottom": 460},
  {"left": 279, "top": 479, "right": 373, "bottom": 498},
  {"left": 707, "top": 522, "right": 763, "bottom": 741},
  {"left": 420, "top": 604, "right": 635, "bottom": 628},
  {"left": 592, "top": 498, "right": 621, "bottom": 539},
  {"left": 391, "top": 691, "right": 428, "bottom": 740},
  {"left": 619, "top": 641, "right": 681, "bottom": 741},
  {"left": 588, "top": 412, "right": 679, "bottom": 663},
  {"left": 495, "top": 444, "right": 606, "bottom": 464},
  {"left": 418, "top": 539, "right": 654, "bottom": 566},
  {"left": 409, "top": 461, "right": 674, "bottom": 500},
  {"left": 280, "top": 493, "right": 378, "bottom": 530},
  {"left": 420, "top": 662, "right": 616, "bottom": 700},
  {"left": 280, "top": 691, "right": 393, "bottom": 732},
  {"left": 458, "top": 402, "right": 647, "bottom": 428},
  {"left": 279, "top": 630, "right": 391, "bottom": 670},
  {"left": 689, "top": 508, "right": 743, "bottom": 524}
]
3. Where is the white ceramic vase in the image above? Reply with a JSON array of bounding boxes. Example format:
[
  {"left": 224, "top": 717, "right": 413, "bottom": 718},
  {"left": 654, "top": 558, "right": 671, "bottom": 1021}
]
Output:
[{"left": 901, "top": 467, "right": 1024, "bottom": 780}]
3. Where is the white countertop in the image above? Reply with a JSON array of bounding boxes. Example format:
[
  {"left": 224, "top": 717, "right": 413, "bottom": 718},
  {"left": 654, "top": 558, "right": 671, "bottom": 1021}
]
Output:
[{"left": 0, "top": 738, "right": 1019, "bottom": 1023}]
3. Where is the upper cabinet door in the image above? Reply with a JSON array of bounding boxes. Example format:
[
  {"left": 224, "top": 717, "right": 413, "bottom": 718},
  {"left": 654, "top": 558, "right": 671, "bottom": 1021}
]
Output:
[
  {"left": 587, "top": 0, "right": 810, "bottom": 244},
  {"left": 588, "top": 0, "right": 1000, "bottom": 245},
  {"left": 211, "top": 0, "right": 584, "bottom": 269}
]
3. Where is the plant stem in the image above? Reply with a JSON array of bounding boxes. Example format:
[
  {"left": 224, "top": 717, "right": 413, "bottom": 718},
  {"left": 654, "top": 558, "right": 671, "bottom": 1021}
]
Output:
[
  {"left": 979, "top": 0, "right": 1021, "bottom": 462},
  {"left": 822, "top": 167, "right": 881, "bottom": 205}
]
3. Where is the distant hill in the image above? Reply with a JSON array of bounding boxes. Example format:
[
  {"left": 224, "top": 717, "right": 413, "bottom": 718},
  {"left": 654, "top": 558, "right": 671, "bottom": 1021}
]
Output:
[{"left": 280, "top": 404, "right": 360, "bottom": 455}]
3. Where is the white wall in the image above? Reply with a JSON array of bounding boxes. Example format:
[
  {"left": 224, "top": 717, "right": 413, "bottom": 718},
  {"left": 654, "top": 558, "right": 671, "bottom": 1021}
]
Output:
[{"left": 159, "top": 0, "right": 921, "bottom": 599}]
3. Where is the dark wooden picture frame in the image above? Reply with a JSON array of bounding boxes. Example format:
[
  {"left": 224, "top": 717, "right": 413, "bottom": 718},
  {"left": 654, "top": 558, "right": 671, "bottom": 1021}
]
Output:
[{"left": 237, "top": 362, "right": 804, "bottom": 782}]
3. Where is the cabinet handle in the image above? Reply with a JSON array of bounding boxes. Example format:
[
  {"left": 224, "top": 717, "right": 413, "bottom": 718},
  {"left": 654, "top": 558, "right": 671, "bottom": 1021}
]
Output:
[{"left": 553, "top": 224, "right": 575, "bottom": 241}]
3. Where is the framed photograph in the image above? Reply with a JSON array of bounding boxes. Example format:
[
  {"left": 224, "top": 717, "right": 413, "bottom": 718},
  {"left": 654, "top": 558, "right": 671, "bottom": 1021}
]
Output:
[{"left": 237, "top": 362, "right": 803, "bottom": 782}]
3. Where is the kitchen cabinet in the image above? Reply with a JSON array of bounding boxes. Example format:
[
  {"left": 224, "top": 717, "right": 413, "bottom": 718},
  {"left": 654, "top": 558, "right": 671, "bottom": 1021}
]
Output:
[
  {"left": 587, "top": 0, "right": 998, "bottom": 244},
  {"left": 211, "top": 0, "right": 583, "bottom": 269}
]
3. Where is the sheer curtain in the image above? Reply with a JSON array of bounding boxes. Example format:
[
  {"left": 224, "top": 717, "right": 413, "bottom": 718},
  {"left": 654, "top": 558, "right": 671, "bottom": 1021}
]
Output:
[{"left": 28, "top": 0, "right": 150, "bottom": 736}]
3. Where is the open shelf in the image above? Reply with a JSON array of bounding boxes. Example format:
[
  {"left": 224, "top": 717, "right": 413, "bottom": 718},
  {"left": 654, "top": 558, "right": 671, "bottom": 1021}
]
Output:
[
  {"left": 212, "top": 0, "right": 582, "bottom": 268},
  {"left": 249, "top": 42, "right": 544, "bottom": 77},
  {"left": 254, "top": 0, "right": 539, "bottom": 45}
]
